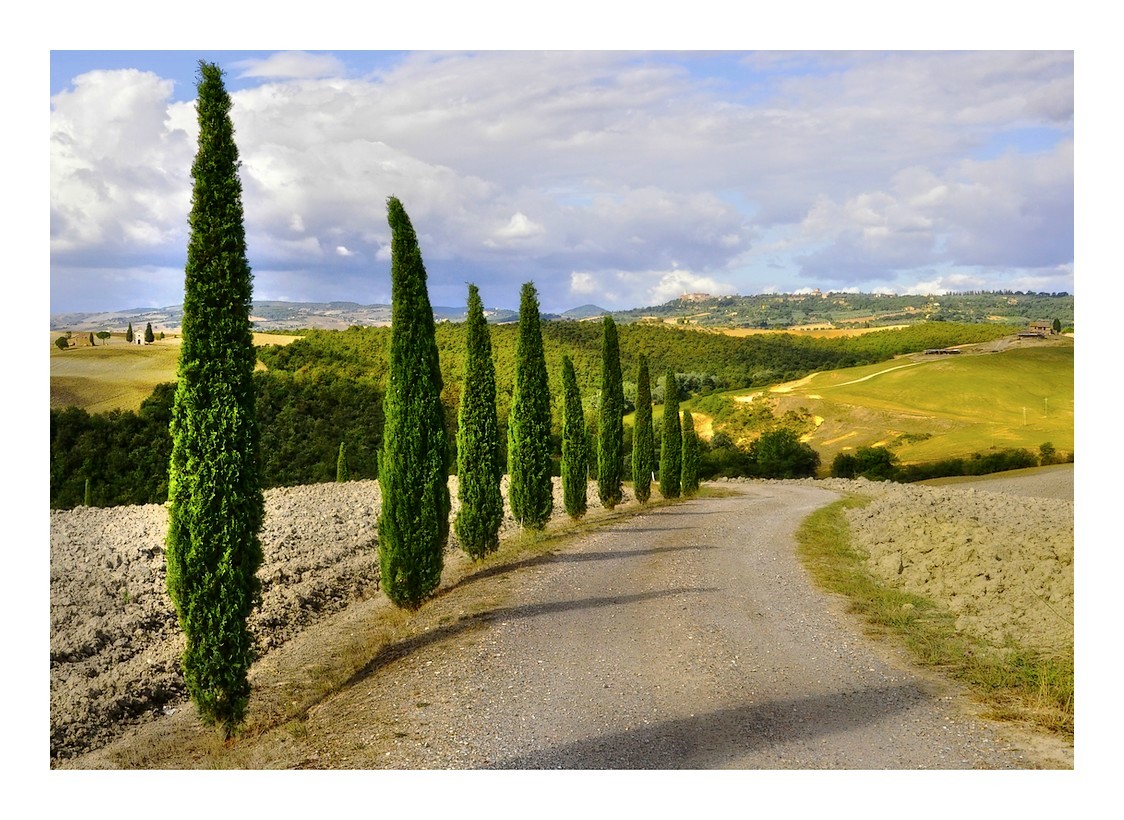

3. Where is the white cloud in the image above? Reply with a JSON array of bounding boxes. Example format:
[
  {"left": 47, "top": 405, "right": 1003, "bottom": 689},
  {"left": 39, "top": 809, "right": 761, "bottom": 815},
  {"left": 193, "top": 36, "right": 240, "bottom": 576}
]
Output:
[
  {"left": 233, "top": 52, "right": 346, "bottom": 81},
  {"left": 570, "top": 272, "right": 598, "bottom": 295},
  {"left": 486, "top": 212, "right": 545, "bottom": 247},
  {"left": 49, "top": 51, "right": 1074, "bottom": 312}
]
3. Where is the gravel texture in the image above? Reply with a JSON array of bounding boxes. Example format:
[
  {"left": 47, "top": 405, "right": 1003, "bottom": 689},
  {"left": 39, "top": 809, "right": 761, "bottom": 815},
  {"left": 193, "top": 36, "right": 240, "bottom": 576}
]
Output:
[
  {"left": 50, "top": 466, "right": 1072, "bottom": 767},
  {"left": 49, "top": 476, "right": 626, "bottom": 761}
]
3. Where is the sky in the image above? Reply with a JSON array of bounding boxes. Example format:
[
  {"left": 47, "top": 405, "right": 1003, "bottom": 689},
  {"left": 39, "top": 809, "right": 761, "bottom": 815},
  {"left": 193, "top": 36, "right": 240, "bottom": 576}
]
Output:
[{"left": 49, "top": 47, "right": 1075, "bottom": 315}]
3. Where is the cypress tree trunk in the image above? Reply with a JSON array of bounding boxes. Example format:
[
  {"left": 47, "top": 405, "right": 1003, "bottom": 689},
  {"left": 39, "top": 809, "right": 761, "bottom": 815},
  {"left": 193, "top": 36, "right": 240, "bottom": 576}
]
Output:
[
  {"left": 336, "top": 441, "right": 349, "bottom": 482},
  {"left": 659, "top": 370, "right": 682, "bottom": 499},
  {"left": 597, "top": 316, "right": 625, "bottom": 509},
  {"left": 561, "top": 355, "right": 588, "bottom": 519},
  {"left": 508, "top": 282, "right": 553, "bottom": 529},
  {"left": 681, "top": 407, "right": 700, "bottom": 496},
  {"left": 165, "top": 61, "right": 264, "bottom": 735},
  {"left": 378, "top": 196, "right": 450, "bottom": 609},
  {"left": 632, "top": 355, "right": 653, "bottom": 504},
  {"left": 455, "top": 283, "right": 504, "bottom": 558}
]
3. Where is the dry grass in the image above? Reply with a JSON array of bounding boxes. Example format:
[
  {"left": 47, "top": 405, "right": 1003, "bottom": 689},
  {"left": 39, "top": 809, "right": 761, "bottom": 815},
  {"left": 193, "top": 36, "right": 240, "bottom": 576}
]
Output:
[{"left": 796, "top": 496, "right": 1073, "bottom": 740}]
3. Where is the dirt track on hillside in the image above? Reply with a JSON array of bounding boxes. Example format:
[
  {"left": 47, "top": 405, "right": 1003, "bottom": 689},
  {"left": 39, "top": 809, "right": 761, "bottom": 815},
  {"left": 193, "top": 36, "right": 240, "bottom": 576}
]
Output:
[{"left": 52, "top": 468, "right": 1072, "bottom": 769}]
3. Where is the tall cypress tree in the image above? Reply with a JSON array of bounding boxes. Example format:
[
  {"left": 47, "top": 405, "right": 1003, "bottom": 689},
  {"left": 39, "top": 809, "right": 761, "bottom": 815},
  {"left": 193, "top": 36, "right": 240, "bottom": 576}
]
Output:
[
  {"left": 455, "top": 283, "right": 503, "bottom": 558},
  {"left": 632, "top": 355, "right": 654, "bottom": 504},
  {"left": 681, "top": 407, "right": 701, "bottom": 496},
  {"left": 508, "top": 282, "right": 553, "bottom": 529},
  {"left": 378, "top": 196, "right": 449, "bottom": 608},
  {"left": 126, "top": 322, "right": 134, "bottom": 343},
  {"left": 561, "top": 354, "right": 588, "bottom": 519},
  {"left": 336, "top": 441, "right": 349, "bottom": 482},
  {"left": 165, "top": 61, "right": 264, "bottom": 735},
  {"left": 597, "top": 316, "right": 625, "bottom": 509},
  {"left": 144, "top": 322, "right": 155, "bottom": 344},
  {"left": 659, "top": 370, "right": 682, "bottom": 499}
]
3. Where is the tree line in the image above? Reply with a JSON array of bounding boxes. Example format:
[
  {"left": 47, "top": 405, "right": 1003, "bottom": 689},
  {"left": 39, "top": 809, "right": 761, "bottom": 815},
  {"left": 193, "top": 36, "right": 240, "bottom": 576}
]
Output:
[{"left": 50, "top": 318, "right": 1015, "bottom": 511}]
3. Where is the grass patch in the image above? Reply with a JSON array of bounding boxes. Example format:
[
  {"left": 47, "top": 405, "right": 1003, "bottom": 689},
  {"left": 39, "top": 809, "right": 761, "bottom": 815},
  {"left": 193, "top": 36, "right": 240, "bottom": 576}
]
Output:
[{"left": 796, "top": 496, "right": 1073, "bottom": 739}]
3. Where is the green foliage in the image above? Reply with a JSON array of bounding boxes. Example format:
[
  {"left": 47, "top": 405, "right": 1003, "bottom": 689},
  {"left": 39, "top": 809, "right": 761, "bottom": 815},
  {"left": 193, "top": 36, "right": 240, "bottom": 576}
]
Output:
[
  {"left": 144, "top": 322, "right": 155, "bottom": 344},
  {"left": 55, "top": 336, "right": 69, "bottom": 351},
  {"left": 126, "top": 323, "right": 134, "bottom": 343},
  {"left": 834, "top": 444, "right": 1048, "bottom": 483},
  {"left": 336, "top": 441, "right": 349, "bottom": 482},
  {"left": 165, "top": 62, "right": 264, "bottom": 735},
  {"left": 455, "top": 284, "right": 504, "bottom": 558},
  {"left": 96, "top": 331, "right": 111, "bottom": 343},
  {"left": 561, "top": 355, "right": 589, "bottom": 519},
  {"left": 699, "top": 431, "right": 753, "bottom": 479},
  {"left": 89, "top": 332, "right": 96, "bottom": 346},
  {"left": 378, "top": 196, "right": 450, "bottom": 609},
  {"left": 747, "top": 429, "right": 820, "bottom": 478},
  {"left": 1052, "top": 318, "right": 1061, "bottom": 334},
  {"left": 508, "top": 283, "right": 553, "bottom": 529},
  {"left": 681, "top": 408, "right": 701, "bottom": 496},
  {"left": 51, "top": 373, "right": 382, "bottom": 509},
  {"left": 831, "top": 446, "right": 897, "bottom": 480},
  {"left": 597, "top": 316, "right": 625, "bottom": 509},
  {"left": 51, "top": 384, "right": 175, "bottom": 508},
  {"left": 659, "top": 370, "right": 682, "bottom": 498},
  {"left": 254, "top": 371, "right": 382, "bottom": 485},
  {"left": 632, "top": 355, "right": 654, "bottom": 503}
]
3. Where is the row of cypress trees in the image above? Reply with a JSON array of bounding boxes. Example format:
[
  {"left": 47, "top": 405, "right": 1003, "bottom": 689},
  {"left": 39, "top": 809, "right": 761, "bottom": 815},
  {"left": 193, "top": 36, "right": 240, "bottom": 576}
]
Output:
[{"left": 164, "top": 60, "right": 703, "bottom": 738}]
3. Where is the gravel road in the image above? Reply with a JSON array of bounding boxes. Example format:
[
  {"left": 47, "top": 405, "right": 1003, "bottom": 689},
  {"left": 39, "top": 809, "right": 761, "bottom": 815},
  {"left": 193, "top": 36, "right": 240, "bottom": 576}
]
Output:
[{"left": 294, "top": 483, "right": 1037, "bottom": 769}]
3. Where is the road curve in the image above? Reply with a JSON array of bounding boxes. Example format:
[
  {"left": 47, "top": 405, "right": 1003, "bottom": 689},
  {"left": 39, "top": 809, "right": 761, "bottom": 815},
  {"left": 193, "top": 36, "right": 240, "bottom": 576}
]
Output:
[{"left": 308, "top": 483, "right": 1037, "bottom": 769}]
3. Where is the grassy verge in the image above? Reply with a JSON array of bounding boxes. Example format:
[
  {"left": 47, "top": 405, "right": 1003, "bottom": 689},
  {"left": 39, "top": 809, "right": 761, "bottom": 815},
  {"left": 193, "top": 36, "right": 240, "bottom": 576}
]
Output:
[{"left": 796, "top": 495, "right": 1073, "bottom": 740}]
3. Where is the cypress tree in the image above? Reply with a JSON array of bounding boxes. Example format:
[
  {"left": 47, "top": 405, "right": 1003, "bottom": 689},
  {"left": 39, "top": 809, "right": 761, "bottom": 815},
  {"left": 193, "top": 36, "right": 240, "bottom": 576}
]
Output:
[
  {"left": 597, "top": 316, "right": 625, "bottom": 509},
  {"left": 378, "top": 196, "right": 450, "bottom": 609},
  {"left": 89, "top": 332, "right": 95, "bottom": 347},
  {"left": 145, "top": 322, "right": 155, "bottom": 344},
  {"left": 681, "top": 407, "right": 700, "bottom": 496},
  {"left": 336, "top": 441, "right": 349, "bottom": 482},
  {"left": 508, "top": 282, "right": 553, "bottom": 529},
  {"left": 561, "top": 355, "right": 588, "bottom": 519},
  {"left": 455, "top": 283, "right": 503, "bottom": 558},
  {"left": 165, "top": 61, "right": 264, "bottom": 735},
  {"left": 659, "top": 370, "right": 682, "bottom": 499},
  {"left": 632, "top": 355, "right": 654, "bottom": 504},
  {"left": 126, "top": 322, "right": 134, "bottom": 343}
]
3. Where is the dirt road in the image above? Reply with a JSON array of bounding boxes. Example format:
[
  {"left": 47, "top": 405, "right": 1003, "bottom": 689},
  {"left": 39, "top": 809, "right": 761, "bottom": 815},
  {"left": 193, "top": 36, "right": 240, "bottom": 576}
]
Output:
[{"left": 292, "top": 483, "right": 1035, "bottom": 769}]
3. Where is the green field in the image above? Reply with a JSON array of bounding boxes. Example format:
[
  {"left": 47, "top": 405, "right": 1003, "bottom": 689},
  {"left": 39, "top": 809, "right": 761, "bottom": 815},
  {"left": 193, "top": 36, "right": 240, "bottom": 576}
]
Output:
[
  {"left": 50, "top": 332, "right": 301, "bottom": 413},
  {"left": 50, "top": 339, "right": 181, "bottom": 413},
  {"left": 762, "top": 339, "right": 1074, "bottom": 464}
]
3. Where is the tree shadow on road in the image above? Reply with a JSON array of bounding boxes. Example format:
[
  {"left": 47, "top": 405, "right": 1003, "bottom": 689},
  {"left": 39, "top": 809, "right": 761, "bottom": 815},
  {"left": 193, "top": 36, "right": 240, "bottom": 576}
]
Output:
[
  {"left": 484, "top": 683, "right": 932, "bottom": 769},
  {"left": 448, "top": 544, "right": 717, "bottom": 592},
  {"left": 327, "top": 586, "right": 719, "bottom": 711}
]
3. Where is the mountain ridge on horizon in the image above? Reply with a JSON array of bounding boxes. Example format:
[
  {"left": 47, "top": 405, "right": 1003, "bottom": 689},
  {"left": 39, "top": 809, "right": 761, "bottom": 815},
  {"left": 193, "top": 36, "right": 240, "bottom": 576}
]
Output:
[{"left": 49, "top": 290, "right": 1074, "bottom": 334}]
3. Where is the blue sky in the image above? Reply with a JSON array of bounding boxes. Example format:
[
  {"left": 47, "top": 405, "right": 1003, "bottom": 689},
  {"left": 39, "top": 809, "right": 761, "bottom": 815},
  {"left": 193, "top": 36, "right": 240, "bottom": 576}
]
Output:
[{"left": 49, "top": 45, "right": 1075, "bottom": 315}]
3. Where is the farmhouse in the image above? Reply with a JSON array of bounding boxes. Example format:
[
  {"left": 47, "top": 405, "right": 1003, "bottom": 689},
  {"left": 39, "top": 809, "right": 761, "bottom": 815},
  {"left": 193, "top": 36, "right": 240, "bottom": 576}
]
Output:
[{"left": 1019, "top": 321, "right": 1055, "bottom": 338}]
